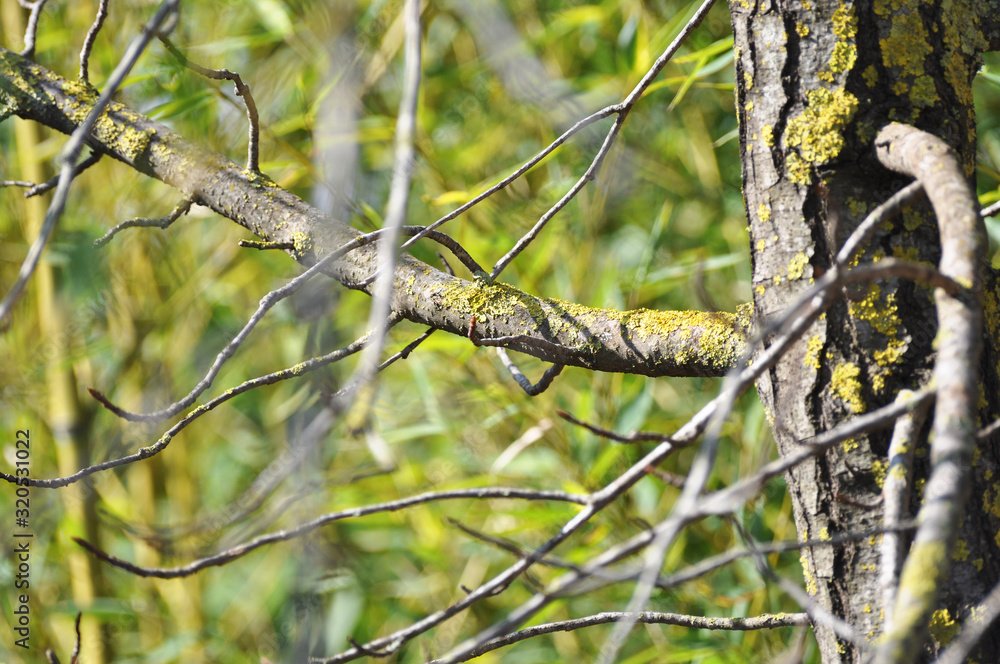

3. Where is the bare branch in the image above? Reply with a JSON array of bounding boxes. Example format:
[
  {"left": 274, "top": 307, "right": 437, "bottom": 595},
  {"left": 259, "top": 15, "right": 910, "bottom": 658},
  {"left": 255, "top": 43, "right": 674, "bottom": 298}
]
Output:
[
  {"left": 873, "top": 123, "right": 984, "bottom": 664},
  {"left": 0, "top": 47, "right": 749, "bottom": 377},
  {"left": 437, "top": 389, "right": 933, "bottom": 664},
  {"left": 0, "top": 0, "right": 181, "bottom": 331},
  {"left": 426, "top": 611, "right": 809, "bottom": 664},
  {"left": 157, "top": 35, "right": 260, "bottom": 172},
  {"left": 21, "top": 152, "right": 102, "bottom": 198},
  {"left": 75, "top": 487, "right": 587, "bottom": 578},
  {"left": 79, "top": 0, "right": 109, "bottom": 83},
  {"left": 731, "top": 518, "right": 866, "bottom": 648},
  {"left": 2, "top": 325, "right": 373, "bottom": 488},
  {"left": 880, "top": 391, "right": 928, "bottom": 629},
  {"left": 835, "top": 181, "right": 924, "bottom": 264},
  {"left": 94, "top": 196, "right": 193, "bottom": 247},
  {"left": 495, "top": 348, "right": 563, "bottom": 395},
  {"left": 490, "top": 0, "right": 718, "bottom": 279},
  {"left": 342, "top": 0, "right": 422, "bottom": 431},
  {"left": 87, "top": 231, "right": 396, "bottom": 422},
  {"left": 556, "top": 409, "right": 673, "bottom": 443},
  {"left": 19, "top": 0, "right": 48, "bottom": 60},
  {"left": 933, "top": 579, "right": 1000, "bottom": 664}
]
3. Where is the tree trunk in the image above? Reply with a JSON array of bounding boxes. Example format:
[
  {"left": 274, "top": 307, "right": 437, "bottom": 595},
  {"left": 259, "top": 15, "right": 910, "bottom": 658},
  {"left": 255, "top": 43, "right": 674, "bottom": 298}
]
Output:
[{"left": 732, "top": 2, "right": 1000, "bottom": 661}]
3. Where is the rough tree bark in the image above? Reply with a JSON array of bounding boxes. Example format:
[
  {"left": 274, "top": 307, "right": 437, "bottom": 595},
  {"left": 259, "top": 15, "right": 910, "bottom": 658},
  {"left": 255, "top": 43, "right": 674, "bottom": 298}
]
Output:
[
  {"left": 733, "top": 1, "right": 1000, "bottom": 661},
  {"left": 4, "top": 2, "right": 1000, "bottom": 662}
]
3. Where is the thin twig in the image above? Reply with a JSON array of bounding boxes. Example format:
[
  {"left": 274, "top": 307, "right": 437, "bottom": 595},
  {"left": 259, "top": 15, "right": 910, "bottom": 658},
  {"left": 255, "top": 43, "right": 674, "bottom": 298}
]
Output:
[
  {"left": 0, "top": 0, "right": 181, "bottom": 331},
  {"left": 23, "top": 152, "right": 102, "bottom": 198},
  {"left": 3, "top": 325, "right": 374, "bottom": 488},
  {"left": 363, "top": 226, "right": 489, "bottom": 284},
  {"left": 978, "top": 417, "right": 1000, "bottom": 441},
  {"left": 339, "top": 0, "right": 422, "bottom": 432},
  {"left": 400, "top": 111, "right": 617, "bottom": 251},
  {"left": 556, "top": 409, "right": 673, "bottom": 443},
  {"left": 425, "top": 611, "right": 810, "bottom": 664},
  {"left": 94, "top": 197, "right": 194, "bottom": 247},
  {"left": 87, "top": 229, "right": 395, "bottom": 422},
  {"left": 447, "top": 517, "right": 581, "bottom": 573},
  {"left": 19, "top": 0, "right": 48, "bottom": 60},
  {"left": 75, "top": 487, "right": 587, "bottom": 578},
  {"left": 79, "top": 0, "right": 110, "bottom": 83},
  {"left": 238, "top": 239, "right": 296, "bottom": 251},
  {"left": 880, "top": 391, "right": 928, "bottom": 629},
  {"left": 70, "top": 612, "right": 82, "bottom": 664},
  {"left": 982, "top": 200, "right": 1000, "bottom": 218},
  {"left": 1, "top": 179, "right": 35, "bottom": 188},
  {"left": 731, "top": 518, "right": 865, "bottom": 647},
  {"left": 933, "top": 578, "right": 1000, "bottom": 664},
  {"left": 873, "top": 123, "right": 984, "bottom": 664},
  {"left": 836, "top": 181, "right": 924, "bottom": 264},
  {"left": 489, "top": 0, "right": 718, "bottom": 280},
  {"left": 438, "top": 388, "right": 933, "bottom": 664},
  {"left": 157, "top": 36, "right": 260, "bottom": 172},
  {"left": 495, "top": 348, "right": 563, "bottom": 395},
  {"left": 468, "top": 316, "right": 582, "bottom": 361}
]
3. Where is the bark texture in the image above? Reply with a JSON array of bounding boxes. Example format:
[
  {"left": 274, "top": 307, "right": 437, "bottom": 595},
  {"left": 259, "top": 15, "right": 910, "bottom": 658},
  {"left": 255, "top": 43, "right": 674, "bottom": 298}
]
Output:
[
  {"left": 0, "top": 47, "right": 747, "bottom": 379},
  {"left": 732, "top": 1, "right": 1000, "bottom": 661}
]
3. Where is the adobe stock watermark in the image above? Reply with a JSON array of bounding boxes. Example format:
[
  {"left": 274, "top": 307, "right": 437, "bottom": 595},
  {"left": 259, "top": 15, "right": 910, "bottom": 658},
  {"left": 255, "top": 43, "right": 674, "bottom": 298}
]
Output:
[{"left": 9, "top": 428, "right": 33, "bottom": 650}]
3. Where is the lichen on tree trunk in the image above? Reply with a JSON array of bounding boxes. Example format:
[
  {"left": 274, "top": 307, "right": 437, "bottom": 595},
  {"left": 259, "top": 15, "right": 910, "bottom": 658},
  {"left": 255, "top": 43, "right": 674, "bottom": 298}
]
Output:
[{"left": 731, "top": 1, "right": 1000, "bottom": 661}]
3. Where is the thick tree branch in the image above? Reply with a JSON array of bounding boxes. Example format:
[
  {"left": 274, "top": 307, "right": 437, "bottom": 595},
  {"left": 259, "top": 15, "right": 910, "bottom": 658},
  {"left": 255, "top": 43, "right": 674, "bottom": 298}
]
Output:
[
  {"left": 873, "top": 123, "right": 985, "bottom": 664},
  {"left": 0, "top": 47, "right": 746, "bottom": 377}
]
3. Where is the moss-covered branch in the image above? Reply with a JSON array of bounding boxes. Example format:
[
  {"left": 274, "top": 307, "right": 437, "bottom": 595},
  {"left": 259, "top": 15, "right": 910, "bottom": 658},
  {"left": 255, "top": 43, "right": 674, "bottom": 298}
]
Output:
[{"left": 0, "top": 47, "right": 747, "bottom": 377}]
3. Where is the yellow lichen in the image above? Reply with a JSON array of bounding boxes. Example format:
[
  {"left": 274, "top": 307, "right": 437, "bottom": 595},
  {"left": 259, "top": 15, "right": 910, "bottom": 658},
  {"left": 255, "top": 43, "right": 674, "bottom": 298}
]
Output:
[
  {"left": 846, "top": 197, "right": 867, "bottom": 218},
  {"left": 438, "top": 279, "right": 745, "bottom": 371},
  {"left": 800, "top": 553, "right": 818, "bottom": 595},
  {"left": 872, "top": 458, "right": 888, "bottom": 488},
  {"left": 761, "top": 124, "right": 774, "bottom": 147},
  {"left": 758, "top": 202, "right": 771, "bottom": 224},
  {"left": 785, "top": 87, "right": 859, "bottom": 167},
  {"left": 829, "top": 5, "right": 858, "bottom": 74},
  {"left": 831, "top": 362, "right": 864, "bottom": 413},
  {"left": 787, "top": 252, "right": 809, "bottom": 280},
  {"left": 805, "top": 335, "right": 823, "bottom": 370},
  {"left": 863, "top": 65, "right": 879, "bottom": 87},
  {"left": 786, "top": 152, "right": 812, "bottom": 185},
  {"left": 848, "top": 277, "right": 905, "bottom": 392},
  {"left": 929, "top": 609, "right": 960, "bottom": 646}
]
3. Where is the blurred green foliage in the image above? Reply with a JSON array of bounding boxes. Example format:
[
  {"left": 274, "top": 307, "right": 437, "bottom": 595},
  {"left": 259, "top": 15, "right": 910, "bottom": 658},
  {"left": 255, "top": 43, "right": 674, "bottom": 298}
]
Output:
[{"left": 1, "top": 1, "right": 998, "bottom": 663}]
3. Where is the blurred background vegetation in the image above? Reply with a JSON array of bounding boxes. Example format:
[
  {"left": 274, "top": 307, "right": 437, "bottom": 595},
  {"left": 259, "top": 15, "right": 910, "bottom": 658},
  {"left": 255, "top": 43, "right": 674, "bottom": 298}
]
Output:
[{"left": 1, "top": 1, "right": 998, "bottom": 662}]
